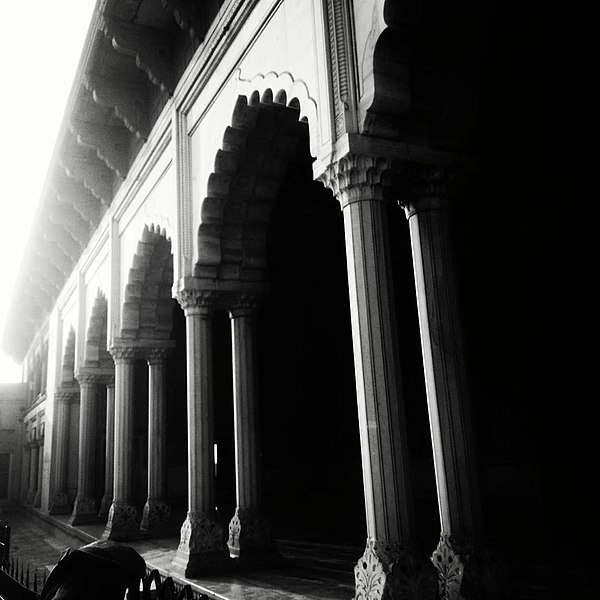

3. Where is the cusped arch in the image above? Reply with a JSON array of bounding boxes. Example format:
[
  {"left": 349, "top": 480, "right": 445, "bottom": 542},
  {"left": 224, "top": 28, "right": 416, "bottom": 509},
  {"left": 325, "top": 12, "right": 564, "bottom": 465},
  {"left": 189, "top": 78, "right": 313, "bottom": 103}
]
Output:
[
  {"left": 83, "top": 291, "right": 112, "bottom": 369},
  {"left": 60, "top": 328, "right": 76, "bottom": 385},
  {"left": 197, "top": 78, "right": 318, "bottom": 281},
  {"left": 121, "top": 224, "right": 174, "bottom": 340}
]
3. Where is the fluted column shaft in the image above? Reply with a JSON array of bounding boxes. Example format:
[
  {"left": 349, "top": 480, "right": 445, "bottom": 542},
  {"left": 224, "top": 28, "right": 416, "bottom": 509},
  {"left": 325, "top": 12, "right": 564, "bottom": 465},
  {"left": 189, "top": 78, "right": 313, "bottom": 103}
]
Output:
[
  {"left": 70, "top": 377, "right": 99, "bottom": 525},
  {"left": 172, "top": 290, "right": 227, "bottom": 576},
  {"left": 322, "top": 155, "right": 416, "bottom": 600},
  {"left": 227, "top": 299, "right": 275, "bottom": 561},
  {"left": 99, "top": 382, "right": 115, "bottom": 521},
  {"left": 141, "top": 349, "right": 172, "bottom": 534},
  {"left": 103, "top": 348, "right": 138, "bottom": 540},
  {"left": 49, "top": 390, "right": 74, "bottom": 514},
  {"left": 403, "top": 168, "right": 482, "bottom": 541}
]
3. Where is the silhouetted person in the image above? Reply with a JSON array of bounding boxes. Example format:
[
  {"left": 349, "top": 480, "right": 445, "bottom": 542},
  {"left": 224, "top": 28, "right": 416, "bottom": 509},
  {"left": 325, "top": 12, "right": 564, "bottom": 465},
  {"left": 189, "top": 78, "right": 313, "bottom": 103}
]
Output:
[{"left": 39, "top": 540, "right": 146, "bottom": 600}]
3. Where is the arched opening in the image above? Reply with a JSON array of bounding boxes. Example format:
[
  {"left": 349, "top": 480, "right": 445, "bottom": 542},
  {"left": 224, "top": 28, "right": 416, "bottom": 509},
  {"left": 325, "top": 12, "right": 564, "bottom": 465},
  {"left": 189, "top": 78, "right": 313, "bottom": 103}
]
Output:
[
  {"left": 119, "top": 226, "right": 188, "bottom": 528},
  {"left": 199, "top": 92, "right": 364, "bottom": 556}
]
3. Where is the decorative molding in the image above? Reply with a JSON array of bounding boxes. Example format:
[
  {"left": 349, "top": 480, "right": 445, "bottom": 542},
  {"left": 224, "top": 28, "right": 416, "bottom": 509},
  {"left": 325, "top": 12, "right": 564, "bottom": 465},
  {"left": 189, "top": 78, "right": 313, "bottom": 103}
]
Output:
[
  {"left": 83, "top": 74, "right": 149, "bottom": 141},
  {"left": 176, "top": 289, "right": 214, "bottom": 315},
  {"left": 160, "top": 0, "right": 204, "bottom": 42},
  {"left": 109, "top": 344, "right": 137, "bottom": 362},
  {"left": 354, "top": 539, "right": 388, "bottom": 600},
  {"left": 99, "top": 16, "right": 175, "bottom": 97}
]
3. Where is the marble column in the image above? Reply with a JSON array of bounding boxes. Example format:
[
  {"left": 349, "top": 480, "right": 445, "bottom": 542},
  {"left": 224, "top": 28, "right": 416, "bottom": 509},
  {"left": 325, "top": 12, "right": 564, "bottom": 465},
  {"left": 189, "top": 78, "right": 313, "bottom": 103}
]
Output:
[
  {"left": 26, "top": 439, "right": 39, "bottom": 505},
  {"left": 402, "top": 166, "right": 483, "bottom": 598},
  {"left": 141, "top": 348, "right": 172, "bottom": 535},
  {"left": 70, "top": 374, "right": 100, "bottom": 525},
  {"left": 227, "top": 297, "right": 275, "bottom": 562},
  {"left": 49, "top": 389, "right": 75, "bottom": 514},
  {"left": 103, "top": 346, "right": 139, "bottom": 540},
  {"left": 322, "top": 155, "right": 418, "bottom": 600},
  {"left": 33, "top": 435, "right": 44, "bottom": 507},
  {"left": 172, "top": 290, "right": 228, "bottom": 576},
  {"left": 99, "top": 381, "right": 115, "bottom": 521}
]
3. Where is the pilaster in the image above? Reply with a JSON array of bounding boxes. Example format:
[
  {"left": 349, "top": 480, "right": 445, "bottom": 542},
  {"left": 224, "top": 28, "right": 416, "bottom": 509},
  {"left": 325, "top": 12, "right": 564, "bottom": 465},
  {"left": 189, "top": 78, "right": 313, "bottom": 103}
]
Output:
[
  {"left": 172, "top": 289, "right": 229, "bottom": 576},
  {"left": 33, "top": 436, "right": 45, "bottom": 507}
]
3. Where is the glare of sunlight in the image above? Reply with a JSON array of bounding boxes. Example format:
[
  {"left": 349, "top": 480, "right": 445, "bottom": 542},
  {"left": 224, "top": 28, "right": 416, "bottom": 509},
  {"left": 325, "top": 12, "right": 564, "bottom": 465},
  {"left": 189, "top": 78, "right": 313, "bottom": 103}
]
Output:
[{"left": 0, "top": 0, "right": 97, "bottom": 383}]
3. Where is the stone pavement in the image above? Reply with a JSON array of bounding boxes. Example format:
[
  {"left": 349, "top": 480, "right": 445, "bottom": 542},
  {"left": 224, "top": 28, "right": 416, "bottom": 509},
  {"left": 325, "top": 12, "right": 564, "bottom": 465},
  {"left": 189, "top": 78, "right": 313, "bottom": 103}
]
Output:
[{"left": 1, "top": 507, "right": 357, "bottom": 600}]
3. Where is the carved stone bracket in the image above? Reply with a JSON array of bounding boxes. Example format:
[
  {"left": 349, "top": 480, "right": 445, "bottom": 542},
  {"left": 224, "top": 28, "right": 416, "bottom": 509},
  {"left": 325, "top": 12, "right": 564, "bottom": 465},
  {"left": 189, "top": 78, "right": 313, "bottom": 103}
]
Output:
[
  {"left": 160, "top": 0, "right": 204, "bottom": 42},
  {"left": 400, "top": 165, "right": 457, "bottom": 218},
  {"left": 46, "top": 200, "right": 92, "bottom": 246},
  {"left": 83, "top": 74, "right": 149, "bottom": 141},
  {"left": 50, "top": 178, "right": 102, "bottom": 228},
  {"left": 38, "top": 220, "right": 84, "bottom": 262},
  {"left": 99, "top": 17, "right": 175, "bottom": 97},
  {"left": 68, "top": 119, "right": 130, "bottom": 178}
]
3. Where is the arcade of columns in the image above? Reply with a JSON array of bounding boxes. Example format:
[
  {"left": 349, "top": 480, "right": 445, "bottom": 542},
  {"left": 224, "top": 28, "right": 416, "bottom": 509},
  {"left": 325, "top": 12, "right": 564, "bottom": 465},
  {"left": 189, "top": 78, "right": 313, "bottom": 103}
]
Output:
[{"left": 19, "top": 151, "right": 481, "bottom": 599}]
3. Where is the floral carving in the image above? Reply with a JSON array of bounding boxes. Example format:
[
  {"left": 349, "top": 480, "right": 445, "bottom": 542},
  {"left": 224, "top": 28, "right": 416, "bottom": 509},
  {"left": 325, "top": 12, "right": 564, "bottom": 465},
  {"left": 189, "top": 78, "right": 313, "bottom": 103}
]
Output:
[
  {"left": 141, "top": 498, "right": 172, "bottom": 531},
  {"left": 354, "top": 539, "right": 387, "bottom": 600},
  {"left": 107, "top": 501, "right": 138, "bottom": 529},
  {"left": 227, "top": 507, "right": 273, "bottom": 557},
  {"left": 178, "top": 512, "right": 223, "bottom": 554},
  {"left": 431, "top": 534, "right": 464, "bottom": 600}
]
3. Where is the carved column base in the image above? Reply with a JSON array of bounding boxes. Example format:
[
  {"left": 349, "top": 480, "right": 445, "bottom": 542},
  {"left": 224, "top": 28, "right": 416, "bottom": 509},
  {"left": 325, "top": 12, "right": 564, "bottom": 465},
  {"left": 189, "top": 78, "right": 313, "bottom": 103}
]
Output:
[
  {"left": 140, "top": 498, "right": 173, "bottom": 536},
  {"left": 227, "top": 507, "right": 280, "bottom": 565},
  {"left": 354, "top": 538, "right": 437, "bottom": 600},
  {"left": 33, "top": 489, "right": 42, "bottom": 508},
  {"left": 431, "top": 534, "right": 465, "bottom": 600},
  {"left": 25, "top": 489, "right": 36, "bottom": 506},
  {"left": 98, "top": 493, "right": 113, "bottom": 522},
  {"left": 49, "top": 490, "right": 72, "bottom": 515},
  {"left": 102, "top": 500, "right": 140, "bottom": 541},
  {"left": 69, "top": 496, "right": 100, "bottom": 526},
  {"left": 171, "top": 511, "right": 229, "bottom": 576},
  {"left": 435, "top": 536, "right": 510, "bottom": 600}
]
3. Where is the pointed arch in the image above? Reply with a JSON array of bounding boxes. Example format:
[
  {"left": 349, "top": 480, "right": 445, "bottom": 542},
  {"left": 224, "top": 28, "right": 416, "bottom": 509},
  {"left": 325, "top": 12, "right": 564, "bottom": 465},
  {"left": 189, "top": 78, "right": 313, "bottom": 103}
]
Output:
[{"left": 121, "top": 224, "right": 174, "bottom": 340}]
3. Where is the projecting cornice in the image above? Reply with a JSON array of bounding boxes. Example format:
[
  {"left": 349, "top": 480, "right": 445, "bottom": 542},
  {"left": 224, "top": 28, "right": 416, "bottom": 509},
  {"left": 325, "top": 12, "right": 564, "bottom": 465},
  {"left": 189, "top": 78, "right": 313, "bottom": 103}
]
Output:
[
  {"left": 99, "top": 16, "right": 175, "bottom": 97},
  {"left": 83, "top": 74, "right": 149, "bottom": 141},
  {"left": 160, "top": 0, "right": 204, "bottom": 42}
]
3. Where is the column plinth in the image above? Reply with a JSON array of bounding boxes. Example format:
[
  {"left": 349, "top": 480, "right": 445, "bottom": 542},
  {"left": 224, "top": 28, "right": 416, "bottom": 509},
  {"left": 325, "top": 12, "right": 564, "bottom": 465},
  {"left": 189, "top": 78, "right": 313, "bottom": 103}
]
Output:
[
  {"left": 227, "top": 298, "right": 277, "bottom": 564},
  {"left": 70, "top": 375, "right": 100, "bottom": 526},
  {"left": 103, "top": 346, "right": 139, "bottom": 540},
  {"left": 172, "top": 290, "right": 228, "bottom": 575}
]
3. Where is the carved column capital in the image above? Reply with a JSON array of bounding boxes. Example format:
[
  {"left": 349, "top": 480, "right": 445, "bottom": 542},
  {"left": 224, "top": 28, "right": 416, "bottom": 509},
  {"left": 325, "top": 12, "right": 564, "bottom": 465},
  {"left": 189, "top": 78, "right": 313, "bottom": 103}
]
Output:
[
  {"left": 319, "top": 153, "right": 398, "bottom": 208},
  {"left": 400, "top": 165, "right": 457, "bottom": 218},
  {"left": 109, "top": 344, "right": 137, "bottom": 363},
  {"left": 176, "top": 289, "right": 214, "bottom": 316},
  {"left": 54, "top": 387, "right": 79, "bottom": 403},
  {"left": 146, "top": 346, "right": 173, "bottom": 365},
  {"left": 75, "top": 370, "right": 102, "bottom": 387},
  {"left": 229, "top": 293, "right": 261, "bottom": 319}
]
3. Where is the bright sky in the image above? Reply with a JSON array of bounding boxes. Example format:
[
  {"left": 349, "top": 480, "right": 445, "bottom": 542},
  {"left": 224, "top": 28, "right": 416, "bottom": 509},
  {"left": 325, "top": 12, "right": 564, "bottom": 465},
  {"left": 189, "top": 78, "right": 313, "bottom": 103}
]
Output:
[{"left": 0, "top": 1, "right": 97, "bottom": 383}]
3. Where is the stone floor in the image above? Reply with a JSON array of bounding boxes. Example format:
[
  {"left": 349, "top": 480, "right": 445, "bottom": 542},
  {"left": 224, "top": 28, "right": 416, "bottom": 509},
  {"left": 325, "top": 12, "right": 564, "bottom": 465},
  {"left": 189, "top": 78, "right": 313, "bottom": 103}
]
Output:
[
  {"left": 3, "top": 507, "right": 597, "bottom": 600},
  {"left": 2, "top": 507, "right": 357, "bottom": 600}
]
